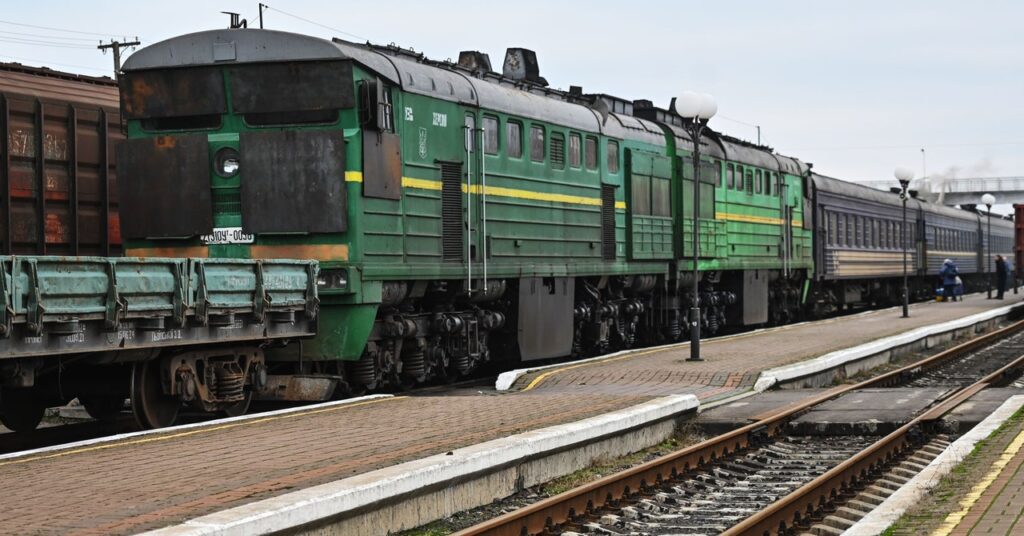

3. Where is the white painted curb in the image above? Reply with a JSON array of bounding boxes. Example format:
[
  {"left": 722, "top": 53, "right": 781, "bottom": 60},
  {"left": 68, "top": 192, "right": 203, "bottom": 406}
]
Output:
[
  {"left": 753, "top": 302, "right": 1023, "bottom": 392},
  {"left": 843, "top": 394, "right": 1024, "bottom": 536},
  {"left": 0, "top": 394, "right": 394, "bottom": 463},
  {"left": 141, "top": 394, "right": 700, "bottom": 536},
  {"left": 495, "top": 297, "right": 1004, "bottom": 392}
]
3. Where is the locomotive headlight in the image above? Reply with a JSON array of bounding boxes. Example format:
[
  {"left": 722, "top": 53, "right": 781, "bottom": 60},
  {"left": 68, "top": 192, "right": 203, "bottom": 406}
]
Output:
[
  {"left": 316, "top": 269, "right": 349, "bottom": 290},
  {"left": 214, "top": 147, "right": 240, "bottom": 178}
]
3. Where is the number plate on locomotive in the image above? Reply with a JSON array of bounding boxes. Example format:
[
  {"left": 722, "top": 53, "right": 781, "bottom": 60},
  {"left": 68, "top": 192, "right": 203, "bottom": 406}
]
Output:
[{"left": 200, "top": 227, "right": 254, "bottom": 245}]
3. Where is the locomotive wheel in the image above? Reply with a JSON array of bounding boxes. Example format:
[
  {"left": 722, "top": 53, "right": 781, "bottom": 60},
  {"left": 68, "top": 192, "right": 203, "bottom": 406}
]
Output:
[
  {"left": 0, "top": 389, "right": 45, "bottom": 433},
  {"left": 130, "top": 360, "right": 180, "bottom": 429},
  {"left": 80, "top": 395, "right": 126, "bottom": 420},
  {"left": 220, "top": 392, "right": 253, "bottom": 418}
]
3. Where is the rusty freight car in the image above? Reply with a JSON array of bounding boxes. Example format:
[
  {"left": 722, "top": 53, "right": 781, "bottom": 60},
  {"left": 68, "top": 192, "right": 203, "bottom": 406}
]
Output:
[{"left": 0, "top": 62, "right": 121, "bottom": 256}]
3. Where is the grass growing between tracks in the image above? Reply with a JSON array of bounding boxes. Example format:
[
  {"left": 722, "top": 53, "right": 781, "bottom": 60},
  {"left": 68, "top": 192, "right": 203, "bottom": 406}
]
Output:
[
  {"left": 881, "top": 405, "right": 1024, "bottom": 535},
  {"left": 398, "top": 424, "right": 706, "bottom": 536}
]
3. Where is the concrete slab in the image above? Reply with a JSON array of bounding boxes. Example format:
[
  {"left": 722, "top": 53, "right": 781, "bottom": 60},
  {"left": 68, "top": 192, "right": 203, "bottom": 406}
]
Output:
[
  {"left": 788, "top": 388, "right": 952, "bottom": 436},
  {"left": 942, "top": 388, "right": 1022, "bottom": 433},
  {"left": 697, "top": 389, "right": 832, "bottom": 435}
]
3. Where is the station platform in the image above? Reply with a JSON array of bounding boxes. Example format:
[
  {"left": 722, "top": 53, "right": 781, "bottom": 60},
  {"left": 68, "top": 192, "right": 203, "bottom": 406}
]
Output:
[{"left": 0, "top": 293, "right": 1019, "bottom": 535}]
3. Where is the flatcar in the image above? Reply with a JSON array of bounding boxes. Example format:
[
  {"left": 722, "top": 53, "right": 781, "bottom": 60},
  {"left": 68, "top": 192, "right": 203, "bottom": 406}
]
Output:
[{"left": 104, "top": 27, "right": 1013, "bottom": 410}]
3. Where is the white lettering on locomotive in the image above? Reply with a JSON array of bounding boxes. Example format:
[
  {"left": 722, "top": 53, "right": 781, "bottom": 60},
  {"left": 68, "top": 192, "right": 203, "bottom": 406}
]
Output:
[
  {"left": 404, "top": 107, "right": 414, "bottom": 121},
  {"left": 432, "top": 112, "right": 447, "bottom": 127}
]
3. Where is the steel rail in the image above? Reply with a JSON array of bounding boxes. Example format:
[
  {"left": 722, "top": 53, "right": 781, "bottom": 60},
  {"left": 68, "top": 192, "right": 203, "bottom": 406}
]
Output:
[
  {"left": 454, "top": 319, "right": 1024, "bottom": 536},
  {"left": 725, "top": 322, "right": 1024, "bottom": 535}
]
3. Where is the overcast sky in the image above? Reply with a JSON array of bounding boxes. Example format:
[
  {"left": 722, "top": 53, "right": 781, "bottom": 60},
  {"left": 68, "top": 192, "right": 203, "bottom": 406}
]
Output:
[{"left": 5, "top": 1, "right": 1023, "bottom": 191}]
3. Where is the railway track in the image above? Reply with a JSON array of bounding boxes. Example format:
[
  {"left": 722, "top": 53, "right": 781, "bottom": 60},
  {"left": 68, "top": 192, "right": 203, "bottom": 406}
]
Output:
[{"left": 454, "top": 320, "right": 1024, "bottom": 536}]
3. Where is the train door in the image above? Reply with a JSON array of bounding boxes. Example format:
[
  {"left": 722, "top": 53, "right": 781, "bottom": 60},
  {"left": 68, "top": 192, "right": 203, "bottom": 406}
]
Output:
[
  {"left": 626, "top": 149, "right": 674, "bottom": 260},
  {"left": 462, "top": 111, "right": 492, "bottom": 292}
]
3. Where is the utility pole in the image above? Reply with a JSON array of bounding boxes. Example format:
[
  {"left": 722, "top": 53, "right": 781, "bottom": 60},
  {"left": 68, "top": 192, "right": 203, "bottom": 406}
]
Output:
[
  {"left": 259, "top": 3, "right": 267, "bottom": 29},
  {"left": 97, "top": 38, "right": 140, "bottom": 78}
]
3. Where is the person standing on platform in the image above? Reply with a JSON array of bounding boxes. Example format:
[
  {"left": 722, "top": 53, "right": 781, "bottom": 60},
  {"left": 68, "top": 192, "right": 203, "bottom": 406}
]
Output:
[
  {"left": 995, "top": 254, "right": 1007, "bottom": 300},
  {"left": 940, "top": 259, "right": 959, "bottom": 302}
]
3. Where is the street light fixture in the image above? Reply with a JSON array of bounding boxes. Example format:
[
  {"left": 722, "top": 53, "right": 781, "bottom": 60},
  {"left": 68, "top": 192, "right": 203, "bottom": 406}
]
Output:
[
  {"left": 676, "top": 91, "right": 717, "bottom": 362},
  {"left": 894, "top": 167, "right": 914, "bottom": 317},
  {"left": 982, "top": 193, "right": 996, "bottom": 299}
]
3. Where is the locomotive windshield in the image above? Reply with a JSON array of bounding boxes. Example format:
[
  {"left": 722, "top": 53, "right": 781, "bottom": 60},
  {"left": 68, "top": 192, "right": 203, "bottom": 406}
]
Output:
[{"left": 120, "top": 60, "right": 355, "bottom": 130}]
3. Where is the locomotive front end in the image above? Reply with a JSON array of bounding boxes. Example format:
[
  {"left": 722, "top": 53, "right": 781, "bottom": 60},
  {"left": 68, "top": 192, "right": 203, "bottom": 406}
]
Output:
[{"left": 118, "top": 30, "right": 355, "bottom": 268}]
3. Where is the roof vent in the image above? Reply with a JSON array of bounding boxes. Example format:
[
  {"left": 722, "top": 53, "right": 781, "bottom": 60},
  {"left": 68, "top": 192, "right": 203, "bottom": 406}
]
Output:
[
  {"left": 457, "top": 51, "right": 492, "bottom": 76},
  {"left": 502, "top": 48, "right": 548, "bottom": 86}
]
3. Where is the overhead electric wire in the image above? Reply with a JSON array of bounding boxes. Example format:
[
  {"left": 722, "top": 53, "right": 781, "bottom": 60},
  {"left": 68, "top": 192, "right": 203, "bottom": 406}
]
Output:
[
  {"left": 0, "top": 28, "right": 98, "bottom": 42},
  {"left": 0, "top": 18, "right": 130, "bottom": 38},
  {"left": 262, "top": 5, "right": 369, "bottom": 42},
  {"left": 791, "top": 141, "right": 1024, "bottom": 151},
  {"left": 0, "top": 36, "right": 96, "bottom": 49}
]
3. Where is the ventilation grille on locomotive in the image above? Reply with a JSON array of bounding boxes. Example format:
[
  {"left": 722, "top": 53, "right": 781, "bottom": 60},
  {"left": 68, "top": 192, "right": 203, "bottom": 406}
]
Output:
[
  {"left": 601, "top": 184, "right": 615, "bottom": 260},
  {"left": 550, "top": 135, "right": 565, "bottom": 168},
  {"left": 440, "top": 162, "right": 463, "bottom": 261}
]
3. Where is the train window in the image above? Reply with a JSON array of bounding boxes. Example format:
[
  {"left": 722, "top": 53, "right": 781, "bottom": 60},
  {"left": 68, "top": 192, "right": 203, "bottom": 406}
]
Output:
[
  {"left": 837, "top": 215, "right": 846, "bottom": 246},
  {"left": 569, "top": 133, "right": 582, "bottom": 167},
  {"left": 652, "top": 178, "right": 671, "bottom": 217},
  {"left": 607, "top": 141, "right": 619, "bottom": 173},
  {"left": 465, "top": 115, "right": 476, "bottom": 151},
  {"left": 727, "top": 164, "right": 735, "bottom": 189},
  {"left": 142, "top": 114, "right": 223, "bottom": 131},
  {"left": 243, "top": 109, "right": 338, "bottom": 127},
  {"left": 755, "top": 170, "right": 763, "bottom": 194},
  {"left": 507, "top": 121, "right": 522, "bottom": 158},
  {"left": 530, "top": 125, "right": 545, "bottom": 162},
  {"left": 874, "top": 220, "right": 881, "bottom": 248},
  {"left": 483, "top": 116, "right": 499, "bottom": 155},
  {"left": 855, "top": 217, "right": 863, "bottom": 246},
  {"left": 773, "top": 173, "right": 781, "bottom": 196},
  {"left": 632, "top": 175, "right": 651, "bottom": 215},
  {"left": 829, "top": 213, "right": 838, "bottom": 245},
  {"left": 585, "top": 136, "right": 598, "bottom": 170},
  {"left": 745, "top": 170, "right": 754, "bottom": 193},
  {"left": 734, "top": 165, "right": 744, "bottom": 190}
]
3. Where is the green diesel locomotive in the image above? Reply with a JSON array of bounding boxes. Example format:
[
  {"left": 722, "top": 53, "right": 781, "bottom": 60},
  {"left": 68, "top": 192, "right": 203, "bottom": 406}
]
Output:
[{"left": 116, "top": 28, "right": 814, "bottom": 398}]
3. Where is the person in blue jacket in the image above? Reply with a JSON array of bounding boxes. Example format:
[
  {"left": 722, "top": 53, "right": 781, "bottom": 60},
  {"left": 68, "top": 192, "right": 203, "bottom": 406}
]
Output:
[{"left": 940, "top": 259, "right": 959, "bottom": 302}]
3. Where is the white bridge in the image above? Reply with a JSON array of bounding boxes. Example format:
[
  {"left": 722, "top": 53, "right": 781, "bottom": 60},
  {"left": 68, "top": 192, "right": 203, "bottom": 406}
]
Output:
[{"left": 851, "top": 176, "right": 1024, "bottom": 206}]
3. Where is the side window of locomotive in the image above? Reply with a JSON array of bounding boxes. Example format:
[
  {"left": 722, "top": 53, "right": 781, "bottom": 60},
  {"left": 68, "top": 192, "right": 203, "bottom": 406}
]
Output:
[
  {"left": 755, "top": 170, "right": 763, "bottom": 194},
  {"left": 632, "top": 174, "right": 651, "bottom": 215},
  {"left": 529, "top": 125, "right": 545, "bottom": 162},
  {"left": 465, "top": 115, "right": 476, "bottom": 151},
  {"left": 607, "top": 141, "right": 619, "bottom": 173},
  {"left": 585, "top": 136, "right": 598, "bottom": 170},
  {"left": 727, "top": 164, "right": 735, "bottom": 189},
  {"left": 507, "top": 120, "right": 523, "bottom": 158},
  {"left": 652, "top": 178, "right": 671, "bottom": 217},
  {"left": 569, "top": 133, "right": 582, "bottom": 168},
  {"left": 829, "top": 213, "right": 838, "bottom": 245},
  {"left": 734, "top": 165, "right": 744, "bottom": 191},
  {"left": 745, "top": 170, "right": 754, "bottom": 194},
  {"left": 358, "top": 79, "right": 394, "bottom": 132},
  {"left": 483, "top": 115, "right": 499, "bottom": 155},
  {"left": 837, "top": 214, "right": 846, "bottom": 246},
  {"left": 846, "top": 215, "right": 854, "bottom": 246}
]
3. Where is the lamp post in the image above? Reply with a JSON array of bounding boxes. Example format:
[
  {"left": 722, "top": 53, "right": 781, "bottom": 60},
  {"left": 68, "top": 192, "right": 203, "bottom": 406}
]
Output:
[
  {"left": 894, "top": 167, "right": 914, "bottom": 317},
  {"left": 675, "top": 91, "right": 717, "bottom": 362},
  {"left": 982, "top": 193, "right": 996, "bottom": 299}
]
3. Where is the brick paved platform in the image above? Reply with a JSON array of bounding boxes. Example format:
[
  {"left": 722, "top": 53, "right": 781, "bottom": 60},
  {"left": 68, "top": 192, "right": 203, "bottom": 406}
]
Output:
[{"left": 0, "top": 293, "right": 1017, "bottom": 535}]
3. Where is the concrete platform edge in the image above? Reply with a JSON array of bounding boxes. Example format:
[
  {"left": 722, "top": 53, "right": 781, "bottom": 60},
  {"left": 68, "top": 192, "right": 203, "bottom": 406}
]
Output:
[
  {"left": 141, "top": 394, "right": 700, "bottom": 536},
  {"left": 0, "top": 394, "right": 395, "bottom": 463},
  {"left": 754, "top": 302, "right": 1023, "bottom": 392},
  {"left": 842, "top": 394, "right": 1024, "bottom": 536}
]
